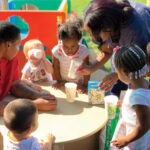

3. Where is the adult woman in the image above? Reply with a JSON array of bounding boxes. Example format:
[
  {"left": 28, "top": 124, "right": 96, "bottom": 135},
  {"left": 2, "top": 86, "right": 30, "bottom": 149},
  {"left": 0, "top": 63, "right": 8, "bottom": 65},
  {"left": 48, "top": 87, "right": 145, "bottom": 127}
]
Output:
[{"left": 77, "top": 0, "right": 150, "bottom": 97}]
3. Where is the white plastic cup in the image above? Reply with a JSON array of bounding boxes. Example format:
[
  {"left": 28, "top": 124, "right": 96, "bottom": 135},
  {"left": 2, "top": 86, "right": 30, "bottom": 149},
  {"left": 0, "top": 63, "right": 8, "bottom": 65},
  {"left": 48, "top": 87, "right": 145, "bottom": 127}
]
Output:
[
  {"left": 28, "top": 49, "right": 43, "bottom": 59},
  {"left": 65, "top": 82, "right": 77, "bottom": 102},
  {"left": 68, "top": 59, "right": 83, "bottom": 79},
  {"left": 104, "top": 95, "right": 118, "bottom": 119}
]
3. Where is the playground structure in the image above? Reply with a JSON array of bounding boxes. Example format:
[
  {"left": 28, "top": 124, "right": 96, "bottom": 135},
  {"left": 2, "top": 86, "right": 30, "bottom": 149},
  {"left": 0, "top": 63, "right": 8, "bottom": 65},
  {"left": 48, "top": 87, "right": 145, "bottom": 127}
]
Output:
[
  {"left": 0, "top": 0, "right": 71, "bottom": 76},
  {"left": 8, "top": 0, "right": 70, "bottom": 33},
  {"left": 0, "top": 10, "right": 65, "bottom": 76}
]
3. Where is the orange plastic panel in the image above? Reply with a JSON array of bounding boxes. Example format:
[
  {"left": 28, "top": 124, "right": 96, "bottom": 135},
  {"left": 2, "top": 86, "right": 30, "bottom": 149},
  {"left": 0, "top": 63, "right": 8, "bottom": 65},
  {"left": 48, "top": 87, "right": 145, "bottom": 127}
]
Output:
[{"left": 0, "top": 10, "right": 65, "bottom": 76}]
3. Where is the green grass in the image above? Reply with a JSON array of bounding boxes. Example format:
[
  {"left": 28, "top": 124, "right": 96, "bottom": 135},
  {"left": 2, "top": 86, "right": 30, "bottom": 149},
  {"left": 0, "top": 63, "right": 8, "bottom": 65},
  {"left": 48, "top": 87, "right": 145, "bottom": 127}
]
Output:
[{"left": 71, "top": 0, "right": 147, "bottom": 72}]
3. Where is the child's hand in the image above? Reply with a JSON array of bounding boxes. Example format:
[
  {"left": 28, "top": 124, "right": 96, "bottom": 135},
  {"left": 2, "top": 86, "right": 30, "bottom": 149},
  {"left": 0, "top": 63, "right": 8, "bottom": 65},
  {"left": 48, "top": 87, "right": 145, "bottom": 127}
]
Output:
[
  {"left": 77, "top": 85, "right": 87, "bottom": 94},
  {"left": 52, "top": 82, "right": 65, "bottom": 90},
  {"left": 43, "top": 133, "right": 55, "bottom": 150},
  {"left": 111, "top": 136, "right": 129, "bottom": 149}
]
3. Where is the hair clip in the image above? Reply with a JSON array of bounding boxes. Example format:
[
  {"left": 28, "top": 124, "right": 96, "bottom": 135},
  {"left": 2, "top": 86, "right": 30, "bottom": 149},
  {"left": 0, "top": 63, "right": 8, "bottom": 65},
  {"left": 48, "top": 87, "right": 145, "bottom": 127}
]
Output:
[{"left": 113, "top": 46, "right": 120, "bottom": 53}]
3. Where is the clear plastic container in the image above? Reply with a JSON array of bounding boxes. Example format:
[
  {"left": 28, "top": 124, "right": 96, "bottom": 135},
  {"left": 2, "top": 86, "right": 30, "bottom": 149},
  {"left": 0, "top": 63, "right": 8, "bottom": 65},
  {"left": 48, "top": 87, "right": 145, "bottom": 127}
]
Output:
[{"left": 68, "top": 58, "right": 83, "bottom": 79}]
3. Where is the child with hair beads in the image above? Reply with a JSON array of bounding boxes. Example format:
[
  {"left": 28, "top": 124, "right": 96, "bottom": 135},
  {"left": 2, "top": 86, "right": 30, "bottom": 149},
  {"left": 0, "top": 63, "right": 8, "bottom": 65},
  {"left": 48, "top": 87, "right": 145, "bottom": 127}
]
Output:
[
  {"left": 52, "top": 22, "right": 90, "bottom": 93},
  {"left": 1, "top": 99, "right": 55, "bottom": 150},
  {"left": 110, "top": 45, "right": 150, "bottom": 150},
  {"left": 22, "top": 39, "right": 53, "bottom": 82}
]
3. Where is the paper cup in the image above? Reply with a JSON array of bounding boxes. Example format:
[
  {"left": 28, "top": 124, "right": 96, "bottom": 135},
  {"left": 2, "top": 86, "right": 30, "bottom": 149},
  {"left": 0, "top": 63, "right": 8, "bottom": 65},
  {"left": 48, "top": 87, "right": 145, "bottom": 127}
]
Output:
[
  {"left": 104, "top": 95, "right": 118, "bottom": 119},
  {"left": 65, "top": 82, "right": 77, "bottom": 102}
]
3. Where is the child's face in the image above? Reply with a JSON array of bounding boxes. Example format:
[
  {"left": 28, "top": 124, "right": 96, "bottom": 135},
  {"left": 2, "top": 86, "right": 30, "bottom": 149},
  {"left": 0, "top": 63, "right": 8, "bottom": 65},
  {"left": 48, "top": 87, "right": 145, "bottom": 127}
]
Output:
[
  {"left": 62, "top": 38, "right": 79, "bottom": 56},
  {"left": 28, "top": 45, "right": 44, "bottom": 65},
  {"left": 5, "top": 35, "right": 21, "bottom": 60}
]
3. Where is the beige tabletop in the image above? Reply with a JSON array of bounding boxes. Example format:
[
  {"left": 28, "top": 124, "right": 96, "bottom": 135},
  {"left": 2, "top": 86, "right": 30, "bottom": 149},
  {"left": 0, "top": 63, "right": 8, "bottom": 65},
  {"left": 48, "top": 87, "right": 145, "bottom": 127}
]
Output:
[{"left": 0, "top": 69, "right": 108, "bottom": 149}]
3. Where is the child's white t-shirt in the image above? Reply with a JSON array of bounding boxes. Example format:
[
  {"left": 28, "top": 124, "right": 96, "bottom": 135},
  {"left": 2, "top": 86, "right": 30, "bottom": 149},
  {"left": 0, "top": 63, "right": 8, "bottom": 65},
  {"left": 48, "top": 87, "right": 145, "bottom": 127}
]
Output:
[
  {"left": 22, "top": 60, "right": 52, "bottom": 82},
  {"left": 52, "top": 43, "right": 89, "bottom": 83},
  {"left": 110, "top": 88, "right": 150, "bottom": 150},
  {"left": 2, "top": 127, "right": 44, "bottom": 150}
]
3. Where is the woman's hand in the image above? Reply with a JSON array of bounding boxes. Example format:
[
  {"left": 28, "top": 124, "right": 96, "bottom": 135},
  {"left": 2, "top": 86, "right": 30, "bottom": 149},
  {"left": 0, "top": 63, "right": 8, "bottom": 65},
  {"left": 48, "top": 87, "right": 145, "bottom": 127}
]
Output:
[
  {"left": 98, "top": 72, "right": 118, "bottom": 92},
  {"left": 76, "top": 64, "right": 93, "bottom": 76},
  {"left": 111, "top": 136, "right": 129, "bottom": 149}
]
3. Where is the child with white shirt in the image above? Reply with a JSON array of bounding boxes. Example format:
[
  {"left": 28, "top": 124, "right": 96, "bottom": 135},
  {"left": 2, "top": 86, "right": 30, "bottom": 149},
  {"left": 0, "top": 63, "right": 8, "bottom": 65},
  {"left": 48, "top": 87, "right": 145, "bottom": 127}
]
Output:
[
  {"left": 1, "top": 99, "right": 55, "bottom": 150},
  {"left": 22, "top": 39, "right": 53, "bottom": 82},
  {"left": 110, "top": 45, "right": 150, "bottom": 150}
]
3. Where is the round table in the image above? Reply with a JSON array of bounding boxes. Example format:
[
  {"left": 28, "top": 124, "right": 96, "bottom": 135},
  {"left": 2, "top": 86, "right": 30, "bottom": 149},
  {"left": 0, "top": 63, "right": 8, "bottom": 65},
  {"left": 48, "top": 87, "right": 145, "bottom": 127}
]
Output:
[{"left": 0, "top": 70, "right": 108, "bottom": 150}]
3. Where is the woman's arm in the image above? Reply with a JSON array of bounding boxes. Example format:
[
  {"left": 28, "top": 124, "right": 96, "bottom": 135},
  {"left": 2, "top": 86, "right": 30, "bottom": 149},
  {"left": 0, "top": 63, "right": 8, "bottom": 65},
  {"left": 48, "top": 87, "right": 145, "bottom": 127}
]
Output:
[{"left": 77, "top": 43, "right": 113, "bottom": 75}]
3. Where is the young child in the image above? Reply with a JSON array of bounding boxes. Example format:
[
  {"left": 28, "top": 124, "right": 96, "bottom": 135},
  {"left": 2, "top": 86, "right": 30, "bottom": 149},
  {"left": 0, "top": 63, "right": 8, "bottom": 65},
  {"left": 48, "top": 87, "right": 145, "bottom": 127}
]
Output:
[
  {"left": 22, "top": 39, "right": 53, "bottom": 82},
  {"left": 110, "top": 45, "right": 150, "bottom": 149},
  {"left": 1, "top": 99, "right": 55, "bottom": 150},
  {"left": 66, "top": 14, "right": 94, "bottom": 63},
  {"left": 52, "top": 22, "right": 90, "bottom": 93}
]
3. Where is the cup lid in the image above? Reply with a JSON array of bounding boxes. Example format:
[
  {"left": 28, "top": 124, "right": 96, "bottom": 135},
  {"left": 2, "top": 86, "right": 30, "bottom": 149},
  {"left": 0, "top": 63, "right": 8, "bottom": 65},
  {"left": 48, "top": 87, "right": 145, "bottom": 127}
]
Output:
[
  {"left": 65, "top": 82, "right": 77, "bottom": 88},
  {"left": 104, "top": 95, "right": 118, "bottom": 103}
]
